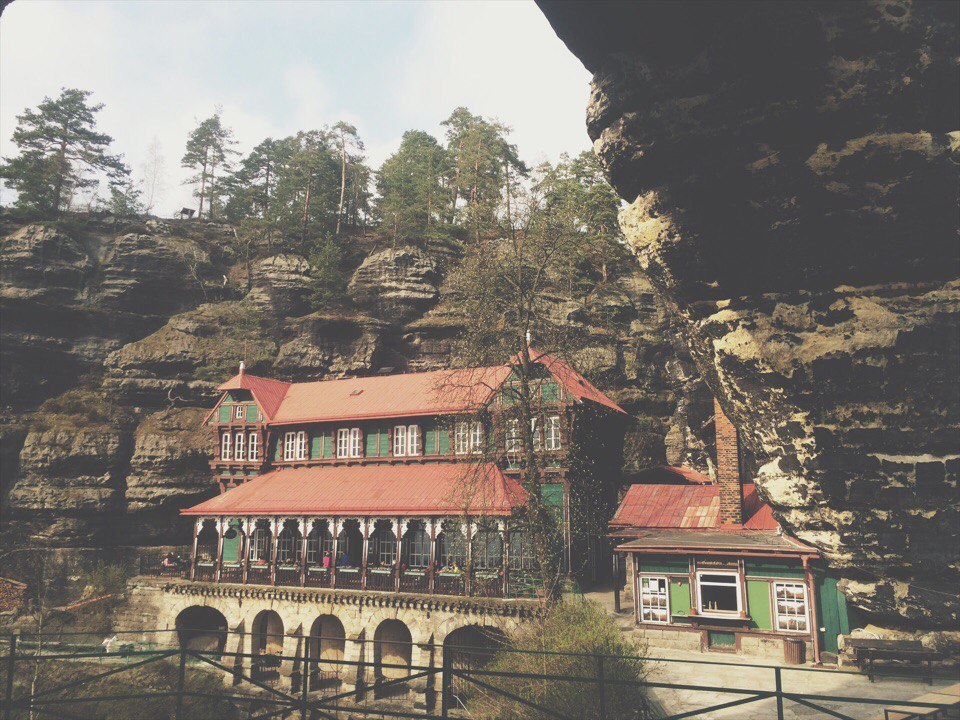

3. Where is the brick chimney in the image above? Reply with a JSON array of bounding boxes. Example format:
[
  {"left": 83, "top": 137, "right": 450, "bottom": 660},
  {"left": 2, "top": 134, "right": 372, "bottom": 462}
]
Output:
[{"left": 714, "top": 397, "right": 743, "bottom": 525}]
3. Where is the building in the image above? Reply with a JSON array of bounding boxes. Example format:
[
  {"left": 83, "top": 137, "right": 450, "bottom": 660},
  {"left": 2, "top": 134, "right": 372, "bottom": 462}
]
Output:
[
  {"left": 610, "top": 400, "right": 852, "bottom": 664},
  {"left": 131, "top": 349, "right": 627, "bottom": 704}
]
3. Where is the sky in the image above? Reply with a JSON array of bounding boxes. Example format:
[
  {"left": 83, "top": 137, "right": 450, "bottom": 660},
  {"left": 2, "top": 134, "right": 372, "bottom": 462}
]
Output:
[{"left": 0, "top": 0, "right": 592, "bottom": 214}]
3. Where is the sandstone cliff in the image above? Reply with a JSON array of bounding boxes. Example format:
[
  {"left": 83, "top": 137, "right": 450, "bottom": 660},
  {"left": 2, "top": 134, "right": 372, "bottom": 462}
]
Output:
[{"left": 538, "top": 0, "right": 959, "bottom": 626}]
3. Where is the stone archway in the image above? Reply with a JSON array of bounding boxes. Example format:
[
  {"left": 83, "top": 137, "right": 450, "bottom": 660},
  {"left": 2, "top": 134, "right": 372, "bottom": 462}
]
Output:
[
  {"left": 373, "top": 619, "right": 412, "bottom": 698},
  {"left": 175, "top": 606, "right": 228, "bottom": 656},
  {"left": 308, "top": 614, "right": 346, "bottom": 690},
  {"left": 443, "top": 625, "right": 506, "bottom": 701},
  {"left": 251, "top": 610, "right": 284, "bottom": 681}
]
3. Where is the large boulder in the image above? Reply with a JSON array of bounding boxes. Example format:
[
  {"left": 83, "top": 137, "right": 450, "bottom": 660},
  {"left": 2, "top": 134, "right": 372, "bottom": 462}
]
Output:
[
  {"left": 247, "top": 254, "right": 313, "bottom": 316},
  {"left": 348, "top": 246, "right": 440, "bottom": 323},
  {"left": 274, "top": 312, "right": 387, "bottom": 379},
  {"left": 538, "top": 0, "right": 960, "bottom": 625}
]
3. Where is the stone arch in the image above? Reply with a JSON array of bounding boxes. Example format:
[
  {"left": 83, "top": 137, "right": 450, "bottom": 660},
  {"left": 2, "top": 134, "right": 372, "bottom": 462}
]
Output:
[
  {"left": 308, "top": 614, "right": 346, "bottom": 690},
  {"left": 251, "top": 609, "right": 284, "bottom": 681},
  {"left": 373, "top": 618, "right": 412, "bottom": 698},
  {"left": 175, "top": 606, "right": 228, "bottom": 655},
  {"left": 443, "top": 624, "right": 506, "bottom": 701}
]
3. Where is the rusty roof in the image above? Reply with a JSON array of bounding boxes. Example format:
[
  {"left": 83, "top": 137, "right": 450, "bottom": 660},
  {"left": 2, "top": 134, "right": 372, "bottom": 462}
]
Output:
[
  {"left": 613, "top": 528, "right": 814, "bottom": 554},
  {"left": 609, "top": 482, "right": 779, "bottom": 531}
]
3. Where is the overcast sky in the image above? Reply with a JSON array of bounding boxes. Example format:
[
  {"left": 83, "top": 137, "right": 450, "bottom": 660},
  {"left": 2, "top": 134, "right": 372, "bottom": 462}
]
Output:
[{"left": 0, "top": 0, "right": 591, "bottom": 214}]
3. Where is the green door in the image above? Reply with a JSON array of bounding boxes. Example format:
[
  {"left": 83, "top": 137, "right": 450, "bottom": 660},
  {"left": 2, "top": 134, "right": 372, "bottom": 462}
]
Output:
[
  {"left": 221, "top": 519, "right": 242, "bottom": 563},
  {"left": 817, "top": 575, "right": 850, "bottom": 654}
]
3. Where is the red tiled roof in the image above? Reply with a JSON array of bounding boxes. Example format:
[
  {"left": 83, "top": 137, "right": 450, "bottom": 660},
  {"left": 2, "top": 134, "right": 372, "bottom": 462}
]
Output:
[
  {"left": 624, "top": 465, "right": 713, "bottom": 485},
  {"left": 609, "top": 482, "right": 780, "bottom": 531},
  {"left": 181, "top": 462, "right": 527, "bottom": 517},
  {"left": 218, "top": 373, "right": 292, "bottom": 420},
  {"left": 529, "top": 349, "right": 627, "bottom": 415},
  {"left": 270, "top": 367, "right": 512, "bottom": 424}
]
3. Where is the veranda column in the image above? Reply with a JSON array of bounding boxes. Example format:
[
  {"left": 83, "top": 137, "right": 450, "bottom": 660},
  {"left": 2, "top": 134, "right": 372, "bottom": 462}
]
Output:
[
  {"left": 361, "top": 517, "right": 370, "bottom": 589},
  {"left": 299, "top": 517, "right": 309, "bottom": 586},
  {"left": 500, "top": 520, "right": 509, "bottom": 597},
  {"left": 396, "top": 517, "right": 405, "bottom": 592},
  {"left": 428, "top": 518, "right": 437, "bottom": 594},
  {"left": 190, "top": 517, "right": 202, "bottom": 580},
  {"left": 330, "top": 518, "right": 340, "bottom": 589},
  {"left": 270, "top": 517, "right": 280, "bottom": 585},
  {"left": 215, "top": 517, "right": 226, "bottom": 583},
  {"left": 241, "top": 517, "right": 253, "bottom": 584},
  {"left": 464, "top": 518, "right": 473, "bottom": 596}
]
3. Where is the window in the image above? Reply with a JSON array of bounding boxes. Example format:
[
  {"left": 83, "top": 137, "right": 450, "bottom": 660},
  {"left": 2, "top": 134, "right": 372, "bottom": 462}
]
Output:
[
  {"left": 697, "top": 572, "right": 741, "bottom": 615},
  {"left": 508, "top": 531, "right": 535, "bottom": 571},
  {"left": 506, "top": 419, "right": 520, "bottom": 453},
  {"left": 454, "top": 422, "right": 470, "bottom": 455},
  {"left": 296, "top": 431, "right": 307, "bottom": 460},
  {"left": 306, "top": 525, "right": 333, "bottom": 565},
  {"left": 472, "top": 530, "right": 503, "bottom": 569},
  {"left": 773, "top": 582, "right": 808, "bottom": 632},
  {"left": 276, "top": 527, "right": 302, "bottom": 565},
  {"left": 469, "top": 421, "right": 483, "bottom": 453},
  {"left": 284, "top": 432, "right": 297, "bottom": 461},
  {"left": 235, "top": 404, "right": 244, "bottom": 419},
  {"left": 407, "top": 424, "right": 420, "bottom": 455},
  {"left": 249, "top": 527, "right": 271, "bottom": 562},
  {"left": 531, "top": 418, "right": 541, "bottom": 451},
  {"left": 403, "top": 523, "right": 430, "bottom": 568},
  {"left": 248, "top": 432, "right": 259, "bottom": 461},
  {"left": 393, "top": 425, "right": 419, "bottom": 456},
  {"left": 221, "top": 433, "right": 232, "bottom": 461},
  {"left": 337, "top": 429, "right": 350, "bottom": 458},
  {"left": 349, "top": 428, "right": 362, "bottom": 458},
  {"left": 234, "top": 432, "right": 245, "bottom": 461},
  {"left": 639, "top": 576, "right": 670, "bottom": 623},
  {"left": 369, "top": 523, "right": 396, "bottom": 566},
  {"left": 545, "top": 415, "right": 561, "bottom": 451}
]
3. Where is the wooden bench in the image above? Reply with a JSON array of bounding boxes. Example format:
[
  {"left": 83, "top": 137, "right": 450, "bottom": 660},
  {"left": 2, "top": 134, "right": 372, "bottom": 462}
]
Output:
[{"left": 846, "top": 638, "right": 946, "bottom": 685}]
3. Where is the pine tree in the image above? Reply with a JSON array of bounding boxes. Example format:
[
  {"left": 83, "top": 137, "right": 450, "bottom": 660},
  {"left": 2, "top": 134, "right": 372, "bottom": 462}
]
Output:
[
  {"left": 181, "top": 111, "right": 237, "bottom": 219},
  {"left": 332, "top": 122, "right": 364, "bottom": 235},
  {"left": 107, "top": 177, "right": 145, "bottom": 216},
  {"left": 0, "top": 88, "right": 128, "bottom": 214}
]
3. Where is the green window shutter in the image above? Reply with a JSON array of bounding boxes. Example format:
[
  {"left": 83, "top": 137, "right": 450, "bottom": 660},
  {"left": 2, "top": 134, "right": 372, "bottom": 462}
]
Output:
[
  {"left": 310, "top": 433, "right": 322, "bottom": 459},
  {"left": 274, "top": 436, "right": 283, "bottom": 461},
  {"left": 323, "top": 433, "right": 334, "bottom": 458},
  {"left": 221, "top": 519, "right": 241, "bottom": 563},
  {"left": 366, "top": 429, "right": 379, "bottom": 457},
  {"left": 542, "top": 382, "right": 559, "bottom": 403},
  {"left": 379, "top": 428, "right": 389, "bottom": 456},
  {"left": 245, "top": 404, "right": 258, "bottom": 422},
  {"left": 425, "top": 428, "right": 437, "bottom": 455},
  {"left": 223, "top": 392, "right": 236, "bottom": 403},
  {"left": 540, "top": 483, "right": 565, "bottom": 525},
  {"left": 437, "top": 428, "right": 450, "bottom": 454},
  {"left": 218, "top": 405, "right": 231, "bottom": 423},
  {"left": 747, "top": 580, "right": 773, "bottom": 630},
  {"left": 669, "top": 578, "right": 691, "bottom": 617}
]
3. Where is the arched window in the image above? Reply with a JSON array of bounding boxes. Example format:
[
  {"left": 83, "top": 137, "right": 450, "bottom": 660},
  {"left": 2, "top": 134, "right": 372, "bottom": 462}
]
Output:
[
  {"left": 509, "top": 530, "right": 536, "bottom": 571},
  {"left": 472, "top": 526, "right": 503, "bottom": 570},
  {"left": 195, "top": 520, "right": 219, "bottom": 563},
  {"left": 276, "top": 521, "right": 302, "bottom": 565},
  {"left": 368, "top": 520, "right": 396, "bottom": 567},
  {"left": 402, "top": 521, "right": 429, "bottom": 568},
  {"left": 337, "top": 520, "right": 363, "bottom": 566},
  {"left": 436, "top": 520, "right": 466, "bottom": 569},
  {"left": 306, "top": 522, "right": 333, "bottom": 566},
  {"left": 249, "top": 522, "right": 272, "bottom": 563}
]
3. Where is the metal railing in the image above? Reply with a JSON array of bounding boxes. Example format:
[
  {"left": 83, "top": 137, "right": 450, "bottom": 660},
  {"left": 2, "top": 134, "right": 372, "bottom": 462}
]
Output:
[{"left": 1, "top": 629, "right": 957, "bottom": 720}]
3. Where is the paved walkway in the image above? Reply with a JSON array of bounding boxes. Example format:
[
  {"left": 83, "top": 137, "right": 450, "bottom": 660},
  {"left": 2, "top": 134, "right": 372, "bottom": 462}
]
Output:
[{"left": 642, "top": 649, "right": 959, "bottom": 719}]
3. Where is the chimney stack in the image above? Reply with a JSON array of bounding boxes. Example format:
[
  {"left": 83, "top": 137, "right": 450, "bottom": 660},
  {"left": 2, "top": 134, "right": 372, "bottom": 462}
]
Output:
[
  {"left": 714, "top": 397, "right": 743, "bottom": 525},
  {"left": 239, "top": 361, "right": 245, "bottom": 377}
]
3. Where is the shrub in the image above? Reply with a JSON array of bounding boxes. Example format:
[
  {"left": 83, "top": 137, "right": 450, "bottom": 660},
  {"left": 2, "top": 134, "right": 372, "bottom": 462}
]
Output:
[{"left": 466, "top": 600, "right": 653, "bottom": 720}]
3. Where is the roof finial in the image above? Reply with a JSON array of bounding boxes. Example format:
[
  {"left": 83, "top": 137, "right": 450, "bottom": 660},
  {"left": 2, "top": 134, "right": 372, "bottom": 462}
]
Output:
[{"left": 239, "top": 361, "right": 245, "bottom": 377}]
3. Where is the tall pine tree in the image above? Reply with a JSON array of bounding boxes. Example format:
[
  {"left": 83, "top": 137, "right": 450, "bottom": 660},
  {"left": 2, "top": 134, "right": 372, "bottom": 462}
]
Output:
[{"left": 181, "top": 111, "right": 237, "bottom": 219}]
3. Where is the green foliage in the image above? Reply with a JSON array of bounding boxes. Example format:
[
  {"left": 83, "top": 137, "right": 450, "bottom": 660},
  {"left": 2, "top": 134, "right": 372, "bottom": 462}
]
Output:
[
  {"left": 106, "top": 177, "right": 144, "bottom": 216},
  {"left": 471, "top": 601, "right": 651, "bottom": 720},
  {"left": 77, "top": 563, "right": 128, "bottom": 597},
  {"left": 307, "top": 233, "right": 348, "bottom": 311},
  {"left": 181, "top": 110, "right": 238, "bottom": 219},
  {"left": 0, "top": 88, "right": 128, "bottom": 214}
]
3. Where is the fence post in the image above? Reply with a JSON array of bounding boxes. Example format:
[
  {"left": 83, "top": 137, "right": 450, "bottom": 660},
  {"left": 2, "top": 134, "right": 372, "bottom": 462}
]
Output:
[
  {"left": 774, "top": 666, "right": 784, "bottom": 720},
  {"left": 175, "top": 644, "right": 187, "bottom": 720},
  {"left": 3, "top": 632, "right": 18, "bottom": 720},
  {"left": 597, "top": 654, "right": 606, "bottom": 720},
  {"left": 300, "top": 633, "right": 309, "bottom": 720},
  {"left": 440, "top": 647, "right": 452, "bottom": 718}
]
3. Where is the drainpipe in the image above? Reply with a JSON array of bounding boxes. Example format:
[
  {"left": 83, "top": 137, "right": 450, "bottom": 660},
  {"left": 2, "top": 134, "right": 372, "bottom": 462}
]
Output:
[{"left": 803, "top": 556, "right": 822, "bottom": 665}]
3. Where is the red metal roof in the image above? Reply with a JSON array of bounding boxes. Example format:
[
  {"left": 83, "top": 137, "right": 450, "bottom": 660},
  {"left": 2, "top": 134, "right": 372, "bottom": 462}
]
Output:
[
  {"left": 181, "top": 462, "right": 527, "bottom": 517},
  {"left": 218, "top": 373, "right": 292, "bottom": 420},
  {"left": 529, "top": 349, "right": 627, "bottom": 415},
  {"left": 624, "top": 465, "right": 713, "bottom": 485},
  {"left": 609, "top": 482, "right": 780, "bottom": 531}
]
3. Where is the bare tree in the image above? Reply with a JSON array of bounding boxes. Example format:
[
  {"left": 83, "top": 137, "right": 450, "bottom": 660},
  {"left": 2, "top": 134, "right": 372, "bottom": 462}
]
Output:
[{"left": 140, "top": 137, "right": 167, "bottom": 215}]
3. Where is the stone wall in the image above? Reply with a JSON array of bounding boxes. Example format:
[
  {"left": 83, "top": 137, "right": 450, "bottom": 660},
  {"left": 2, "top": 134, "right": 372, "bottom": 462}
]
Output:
[{"left": 537, "top": 0, "right": 960, "bottom": 628}]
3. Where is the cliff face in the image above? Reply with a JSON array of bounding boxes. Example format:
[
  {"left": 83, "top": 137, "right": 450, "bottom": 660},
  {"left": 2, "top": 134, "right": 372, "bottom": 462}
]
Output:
[
  {"left": 538, "top": 0, "right": 959, "bottom": 626},
  {"left": 0, "top": 212, "right": 709, "bottom": 552}
]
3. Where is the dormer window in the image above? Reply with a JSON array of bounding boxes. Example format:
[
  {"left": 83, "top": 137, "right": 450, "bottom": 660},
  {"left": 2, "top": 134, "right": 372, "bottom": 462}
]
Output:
[
  {"left": 455, "top": 421, "right": 483, "bottom": 454},
  {"left": 284, "top": 431, "right": 307, "bottom": 461},
  {"left": 235, "top": 405, "right": 244, "bottom": 420},
  {"left": 394, "top": 425, "right": 420, "bottom": 456},
  {"left": 337, "top": 428, "right": 362, "bottom": 458},
  {"left": 221, "top": 433, "right": 232, "bottom": 461},
  {"left": 248, "top": 433, "right": 259, "bottom": 461}
]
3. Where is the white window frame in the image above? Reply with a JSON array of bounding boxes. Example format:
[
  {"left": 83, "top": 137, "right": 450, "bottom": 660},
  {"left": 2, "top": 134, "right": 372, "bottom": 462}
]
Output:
[
  {"left": 469, "top": 421, "right": 483, "bottom": 454},
  {"left": 639, "top": 575, "right": 670, "bottom": 624},
  {"left": 221, "top": 432, "right": 232, "bottom": 461},
  {"left": 407, "top": 424, "right": 420, "bottom": 456},
  {"left": 506, "top": 419, "right": 520, "bottom": 453},
  {"left": 545, "top": 415, "right": 561, "bottom": 451},
  {"left": 296, "top": 430, "right": 307, "bottom": 461},
  {"left": 531, "top": 417, "right": 541, "bottom": 451},
  {"left": 349, "top": 428, "right": 362, "bottom": 458},
  {"left": 235, "top": 404, "right": 244, "bottom": 419},
  {"left": 248, "top": 432, "right": 260, "bottom": 461},
  {"left": 696, "top": 570, "right": 742, "bottom": 617},
  {"left": 337, "top": 429, "right": 350, "bottom": 458},
  {"left": 773, "top": 581, "right": 809, "bottom": 633},
  {"left": 454, "top": 422, "right": 470, "bottom": 455},
  {"left": 394, "top": 425, "right": 408, "bottom": 456},
  {"left": 234, "top": 431, "right": 245, "bottom": 461},
  {"left": 284, "top": 431, "right": 297, "bottom": 461}
]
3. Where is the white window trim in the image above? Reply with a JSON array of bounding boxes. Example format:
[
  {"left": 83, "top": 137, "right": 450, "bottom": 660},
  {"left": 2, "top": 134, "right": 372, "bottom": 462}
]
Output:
[
  {"left": 469, "top": 421, "right": 483, "bottom": 454},
  {"left": 531, "top": 417, "right": 541, "bottom": 451},
  {"left": 407, "top": 424, "right": 420, "bottom": 456},
  {"left": 545, "top": 415, "right": 561, "bottom": 451},
  {"left": 772, "top": 581, "right": 809, "bottom": 633},
  {"left": 284, "top": 431, "right": 297, "bottom": 462},
  {"left": 235, "top": 431, "right": 245, "bottom": 461},
  {"left": 638, "top": 575, "right": 670, "bottom": 624},
  {"left": 506, "top": 419, "right": 520, "bottom": 453},
  {"left": 394, "top": 425, "right": 407, "bottom": 457},
  {"left": 235, "top": 404, "right": 244, "bottom": 419},
  {"left": 349, "top": 428, "right": 362, "bottom": 458},
  {"left": 296, "top": 430, "right": 307, "bottom": 461},
  {"left": 337, "top": 428, "right": 350, "bottom": 458},
  {"left": 248, "top": 432, "right": 260, "bottom": 461},
  {"left": 221, "top": 433, "right": 232, "bottom": 461},
  {"left": 695, "top": 570, "right": 742, "bottom": 617},
  {"left": 454, "top": 422, "right": 469, "bottom": 455}
]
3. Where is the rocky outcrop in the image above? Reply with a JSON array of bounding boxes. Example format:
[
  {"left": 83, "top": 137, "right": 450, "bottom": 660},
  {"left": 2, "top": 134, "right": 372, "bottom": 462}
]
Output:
[
  {"left": 248, "top": 254, "right": 313, "bottom": 316},
  {"left": 275, "top": 312, "right": 387, "bottom": 380},
  {"left": 538, "top": 0, "right": 960, "bottom": 625},
  {"left": 348, "top": 246, "right": 440, "bottom": 323}
]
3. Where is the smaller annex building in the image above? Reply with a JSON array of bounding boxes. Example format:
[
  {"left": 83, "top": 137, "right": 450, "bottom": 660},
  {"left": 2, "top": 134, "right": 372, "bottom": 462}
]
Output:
[{"left": 610, "top": 400, "right": 852, "bottom": 664}]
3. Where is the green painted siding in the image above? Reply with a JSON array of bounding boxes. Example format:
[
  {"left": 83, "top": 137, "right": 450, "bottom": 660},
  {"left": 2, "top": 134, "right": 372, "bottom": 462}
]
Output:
[
  {"left": 745, "top": 560, "right": 805, "bottom": 579},
  {"left": 379, "top": 429, "right": 389, "bottom": 456},
  {"left": 366, "top": 429, "right": 379, "bottom": 457},
  {"left": 274, "top": 437, "right": 282, "bottom": 461},
  {"left": 217, "top": 406, "right": 231, "bottom": 423},
  {"left": 638, "top": 556, "right": 689, "bottom": 575},
  {"left": 425, "top": 428, "right": 437, "bottom": 455},
  {"left": 437, "top": 428, "right": 450, "bottom": 454},
  {"left": 669, "top": 578, "right": 691, "bottom": 617},
  {"left": 541, "top": 483, "right": 565, "bottom": 525},
  {"left": 708, "top": 631, "right": 736, "bottom": 648},
  {"left": 747, "top": 579, "right": 773, "bottom": 630},
  {"left": 245, "top": 404, "right": 258, "bottom": 422},
  {"left": 310, "top": 434, "right": 323, "bottom": 459},
  {"left": 818, "top": 575, "right": 851, "bottom": 654},
  {"left": 222, "top": 519, "right": 242, "bottom": 563},
  {"left": 223, "top": 392, "right": 237, "bottom": 403},
  {"left": 541, "top": 381, "right": 559, "bottom": 402}
]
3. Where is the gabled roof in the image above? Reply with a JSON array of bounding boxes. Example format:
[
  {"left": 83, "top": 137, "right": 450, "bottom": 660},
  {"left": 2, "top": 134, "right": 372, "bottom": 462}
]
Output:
[
  {"left": 181, "top": 462, "right": 527, "bottom": 517},
  {"left": 528, "top": 349, "right": 627, "bottom": 415},
  {"left": 609, "top": 482, "right": 779, "bottom": 531},
  {"left": 217, "top": 372, "right": 292, "bottom": 421}
]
